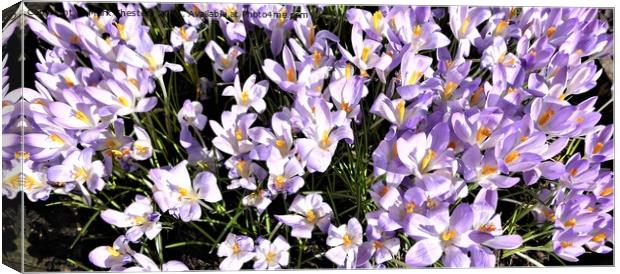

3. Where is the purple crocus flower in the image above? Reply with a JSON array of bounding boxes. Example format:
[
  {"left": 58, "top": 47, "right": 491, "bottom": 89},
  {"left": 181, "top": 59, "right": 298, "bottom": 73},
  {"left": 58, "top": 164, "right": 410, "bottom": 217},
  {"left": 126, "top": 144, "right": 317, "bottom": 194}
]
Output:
[
  {"left": 124, "top": 253, "right": 189, "bottom": 271},
  {"left": 559, "top": 153, "right": 600, "bottom": 190},
  {"left": 552, "top": 229, "right": 591, "bottom": 262},
  {"left": 253, "top": 235, "right": 291, "bottom": 270},
  {"left": 88, "top": 235, "right": 133, "bottom": 269},
  {"left": 149, "top": 160, "right": 222, "bottom": 222},
  {"left": 222, "top": 74, "right": 268, "bottom": 114},
  {"left": 338, "top": 25, "right": 382, "bottom": 74},
  {"left": 85, "top": 79, "right": 157, "bottom": 116},
  {"left": 262, "top": 45, "right": 307, "bottom": 93},
  {"left": 325, "top": 217, "right": 364, "bottom": 269},
  {"left": 405, "top": 204, "right": 475, "bottom": 267},
  {"left": 346, "top": 8, "right": 387, "bottom": 41},
  {"left": 242, "top": 189, "right": 273, "bottom": 214},
  {"left": 248, "top": 112, "right": 295, "bottom": 167},
  {"left": 205, "top": 41, "right": 243, "bottom": 82},
  {"left": 357, "top": 211, "right": 400, "bottom": 265},
  {"left": 267, "top": 157, "right": 304, "bottom": 195},
  {"left": 370, "top": 93, "right": 426, "bottom": 130},
  {"left": 217, "top": 233, "right": 255, "bottom": 270},
  {"left": 275, "top": 193, "right": 333, "bottom": 238},
  {"left": 177, "top": 99, "right": 207, "bottom": 130},
  {"left": 100, "top": 195, "right": 162, "bottom": 242},
  {"left": 225, "top": 155, "right": 267, "bottom": 191},
  {"left": 585, "top": 214, "right": 613, "bottom": 254},
  {"left": 210, "top": 111, "right": 257, "bottom": 156},
  {"left": 170, "top": 25, "right": 198, "bottom": 63},
  {"left": 396, "top": 122, "right": 456, "bottom": 178},
  {"left": 449, "top": 7, "right": 491, "bottom": 58},
  {"left": 585, "top": 125, "right": 613, "bottom": 163},
  {"left": 461, "top": 146, "right": 520, "bottom": 190},
  {"left": 295, "top": 98, "right": 353, "bottom": 173},
  {"left": 47, "top": 148, "right": 105, "bottom": 204}
]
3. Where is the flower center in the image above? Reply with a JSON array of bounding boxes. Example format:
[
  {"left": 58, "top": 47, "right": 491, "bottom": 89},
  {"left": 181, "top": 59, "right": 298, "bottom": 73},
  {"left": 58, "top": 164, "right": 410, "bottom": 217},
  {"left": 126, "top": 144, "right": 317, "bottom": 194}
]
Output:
[
  {"left": 143, "top": 53, "right": 158, "bottom": 72},
  {"left": 115, "top": 22, "right": 127, "bottom": 40},
  {"left": 265, "top": 251, "right": 276, "bottom": 263},
  {"left": 546, "top": 26, "right": 557, "bottom": 38},
  {"left": 537, "top": 108, "right": 555, "bottom": 126},
  {"left": 476, "top": 127, "right": 492, "bottom": 143},
  {"left": 305, "top": 210, "right": 316, "bottom": 223},
  {"left": 413, "top": 24, "right": 422, "bottom": 38},
  {"left": 564, "top": 218, "right": 577, "bottom": 228},
  {"left": 286, "top": 68, "right": 296, "bottom": 82},
  {"left": 14, "top": 151, "right": 30, "bottom": 160},
  {"left": 240, "top": 90, "right": 250, "bottom": 105},
  {"left": 232, "top": 242, "right": 241, "bottom": 254},
  {"left": 180, "top": 26, "right": 188, "bottom": 40},
  {"left": 72, "top": 166, "right": 88, "bottom": 182},
  {"left": 459, "top": 17, "right": 470, "bottom": 36},
  {"left": 396, "top": 100, "right": 406, "bottom": 123},
  {"left": 312, "top": 50, "right": 322, "bottom": 67},
  {"left": 494, "top": 20, "right": 508, "bottom": 35},
  {"left": 118, "top": 96, "right": 130, "bottom": 107},
  {"left": 74, "top": 110, "right": 90, "bottom": 124},
  {"left": 64, "top": 76, "right": 75, "bottom": 88},
  {"left": 133, "top": 216, "right": 146, "bottom": 225},
  {"left": 49, "top": 133, "right": 65, "bottom": 145},
  {"left": 405, "top": 202, "right": 416, "bottom": 214},
  {"left": 235, "top": 129, "right": 244, "bottom": 141},
  {"left": 361, "top": 46, "right": 371, "bottom": 63},
  {"left": 274, "top": 175, "right": 287, "bottom": 189},
  {"left": 599, "top": 187, "right": 613, "bottom": 197},
  {"left": 443, "top": 81, "right": 458, "bottom": 99},
  {"left": 106, "top": 246, "right": 121, "bottom": 257},
  {"left": 504, "top": 150, "right": 520, "bottom": 164},
  {"left": 320, "top": 130, "right": 331, "bottom": 148},
  {"left": 407, "top": 70, "right": 423, "bottom": 85},
  {"left": 481, "top": 164, "right": 498, "bottom": 176},
  {"left": 593, "top": 142, "right": 604, "bottom": 154},
  {"left": 342, "top": 233, "right": 352, "bottom": 247},
  {"left": 373, "top": 240, "right": 383, "bottom": 249},
  {"left": 441, "top": 230, "right": 457, "bottom": 241},
  {"left": 592, "top": 232, "right": 606, "bottom": 242},
  {"left": 560, "top": 241, "right": 573, "bottom": 248},
  {"left": 419, "top": 149, "right": 436, "bottom": 171},
  {"left": 340, "top": 102, "right": 351, "bottom": 113},
  {"left": 372, "top": 11, "right": 383, "bottom": 31},
  {"left": 479, "top": 223, "right": 496, "bottom": 233}
]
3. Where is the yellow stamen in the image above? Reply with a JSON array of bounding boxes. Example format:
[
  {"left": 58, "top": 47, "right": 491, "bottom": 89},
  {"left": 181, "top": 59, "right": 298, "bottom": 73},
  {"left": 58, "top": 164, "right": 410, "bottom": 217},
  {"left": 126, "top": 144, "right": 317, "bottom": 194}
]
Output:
[
  {"left": 546, "top": 26, "right": 556, "bottom": 38},
  {"left": 232, "top": 242, "right": 241, "bottom": 254},
  {"left": 342, "top": 233, "right": 352, "bottom": 247},
  {"left": 128, "top": 78, "right": 139, "bottom": 89},
  {"left": 560, "top": 241, "right": 573, "bottom": 248},
  {"left": 494, "top": 20, "right": 508, "bottom": 35},
  {"left": 235, "top": 160, "right": 247, "bottom": 175},
  {"left": 340, "top": 102, "right": 351, "bottom": 113},
  {"left": 420, "top": 149, "right": 436, "bottom": 171},
  {"left": 118, "top": 96, "right": 130, "bottom": 107},
  {"left": 14, "top": 151, "right": 30, "bottom": 160},
  {"left": 240, "top": 90, "right": 250, "bottom": 105},
  {"left": 265, "top": 251, "right": 276, "bottom": 263},
  {"left": 543, "top": 210, "right": 556, "bottom": 221},
  {"left": 481, "top": 165, "right": 498, "bottom": 176},
  {"left": 275, "top": 139, "right": 286, "bottom": 148},
  {"left": 459, "top": 17, "right": 471, "bottom": 36},
  {"left": 286, "top": 68, "right": 296, "bottom": 82},
  {"left": 593, "top": 142, "right": 604, "bottom": 154},
  {"left": 277, "top": 7, "right": 287, "bottom": 27},
  {"left": 69, "top": 35, "right": 79, "bottom": 45},
  {"left": 49, "top": 133, "right": 65, "bottom": 145},
  {"left": 444, "top": 81, "right": 458, "bottom": 99},
  {"left": 313, "top": 50, "right": 322, "bottom": 67},
  {"left": 537, "top": 108, "right": 555, "bottom": 126},
  {"left": 115, "top": 22, "right": 127, "bottom": 41},
  {"left": 599, "top": 187, "right": 613, "bottom": 197},
  {"left": 143, "top": 53, "right": 158, "bottom": 72},
  {"left": 372, "top": 11, "right": 383, "bottom": 31},
  {"left": 320, "top": 130, "right": 331, "bottom": 148},
  {"left": 74, "top": 110, "right": 89, "bottom": 124},
  {"left": 441, "top": 230, "right": 457, "bottom": 241},
  {"left": 305, "top": 210, "right": 316, "bottom": 223},
  {"left": 72, "top": 166, "right": 88, "bottom": 182},
  {"left": 476, "top": 127, "right": 492, "bottom": 143},
  {"left": 373, "top": 240, "right": 383, "bottom": 249},
  {"left": 64, "top": 76, "right": 75, "bottom": 88},
  {"left": 396, "top": 100, "right": 406, "bottom": 123},
  {"left": 361, "top": 46, "right": 371, "bottom": 63},
  {"left": 407, "top": 71, "right": 423, "bottom": 85},
  {"left": 413, "top": 24, "right": 422, "bottom": 38},
  {"left": 180, "top": 26, "right": 188, "bottom": 40},
  {"left": 133, "top": 216, "right": 146, "bottom": 225},
  {"left": 575, "top": 116, "right": 584, "bottom": 124},
  {"left": 479, "top": 223, "right": 496, "bottom": 233},
  {"left": 504, "top": 151, "right": 520, "bottom": 164},
  {"left": 274, "top": 175, "right": 287, "bottom": 189},
  {"left": 235, "top": 129, "right": 243, "bottom": 141},
  {"left": 308, "top": 24, "right": 316, "bottom": 45},
  {"left": 106, "top": 246, "right": 121, "bottom": 257},
  {"left": 470, "top": 86, "right": 484, "bottom": 105},
  {"left": 23, "top": 175, "right": 40, "bottom": 191},
  {"left": 426, "top": 197, "right": 437, "bottom": 208},
  {"left": 405, "top": 202, "right": 416, "bottom": 214},
  {"left": 592, "top": 232, "right": 606, "bottom": 242},
  {"left": 345, "top": 64, "right": 352, "bottom": 80},
  {"left": 569, "top": 168, "right": 578, "bottom": 177},
  {"left": 564, "top": 218, "right": 577, "bottom": 228}
]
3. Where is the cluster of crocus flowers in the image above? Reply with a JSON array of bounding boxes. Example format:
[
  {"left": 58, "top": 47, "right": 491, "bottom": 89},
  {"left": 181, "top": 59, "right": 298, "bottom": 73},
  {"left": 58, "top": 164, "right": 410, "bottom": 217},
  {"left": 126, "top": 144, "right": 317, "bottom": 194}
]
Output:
[{"left": 2, "top": 3, "right": 614, "bottom": 270}]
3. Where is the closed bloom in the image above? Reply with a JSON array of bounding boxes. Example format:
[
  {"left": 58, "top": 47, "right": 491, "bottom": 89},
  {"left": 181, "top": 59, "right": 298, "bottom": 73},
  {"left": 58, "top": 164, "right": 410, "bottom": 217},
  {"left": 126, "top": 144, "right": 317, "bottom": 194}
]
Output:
[
  {"left": 217, "top": 233, "right": 255, "bottom": 270},
  {"left": 177, "top": 99, "right": 207, "bottom": 130},
  {"left": 585, "top": 125, "right": 613, "bottom": 163},
  {"left": 325, "top": 217, "right": 364, "bottom": 268}
]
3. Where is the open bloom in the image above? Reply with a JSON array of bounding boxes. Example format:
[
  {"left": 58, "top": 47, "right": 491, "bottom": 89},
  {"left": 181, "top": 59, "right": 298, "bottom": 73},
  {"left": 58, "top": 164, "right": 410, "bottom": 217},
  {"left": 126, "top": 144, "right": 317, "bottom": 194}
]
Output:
[
  {"left": 124, "top": 253, "right": 189, "bottom": 271},
  {"left": 88, "top": 235, "right": 133, "bottom": 269},
  {"left": 217, "top": 233, "right": 255, "bottom": 270},
  {"left": 177, "top": 99, "right": 207, "bottom": 130},
  {"left": 149, "top": 160, "right": 222, "bottom": 222},
  {"left": 325, "top": 217, "right": 364, "bottom": 268},
  {"left": 253, "top": 236, "right": 291, "bottom": 270},
  {"left": 47, "top": 148, "right": 105, "bottom": 204},
  {"left": 100, "top": 195, "right": 162, "bottom": 242},
  {"left": 275, "top": 193, "right": 333, "bottom": 238},
  {"left": 222, "top": 74, "right": 268, "bottom": 114},
  {"left": 205, "top": 41, "right": 243, "bottom": 82}
]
